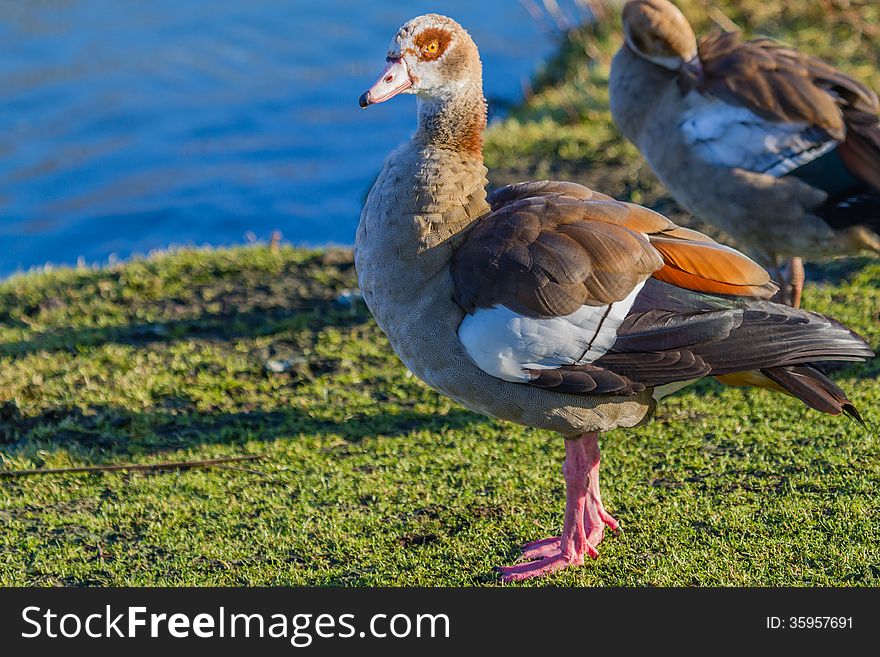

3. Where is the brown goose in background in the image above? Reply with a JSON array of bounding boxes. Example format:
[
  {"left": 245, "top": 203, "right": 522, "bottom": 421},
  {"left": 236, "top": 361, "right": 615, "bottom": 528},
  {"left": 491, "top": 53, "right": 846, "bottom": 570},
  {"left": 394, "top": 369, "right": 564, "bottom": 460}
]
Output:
[
  {"left": 356, "top": 13, "right": 873, "bottom": 582},
  {"left": 609, "top": 0, "right": 880, "bottom": 307}
]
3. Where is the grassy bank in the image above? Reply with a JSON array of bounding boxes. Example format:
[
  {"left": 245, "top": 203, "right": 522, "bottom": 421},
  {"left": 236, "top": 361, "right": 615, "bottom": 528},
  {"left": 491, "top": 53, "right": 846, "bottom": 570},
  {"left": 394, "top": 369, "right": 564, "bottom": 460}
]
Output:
[
  {"left": 2, "top": 0, "right": 879, "bottom": 585},
  {"left": 1, "top": 245, "right": 877, "bottom": 586}
]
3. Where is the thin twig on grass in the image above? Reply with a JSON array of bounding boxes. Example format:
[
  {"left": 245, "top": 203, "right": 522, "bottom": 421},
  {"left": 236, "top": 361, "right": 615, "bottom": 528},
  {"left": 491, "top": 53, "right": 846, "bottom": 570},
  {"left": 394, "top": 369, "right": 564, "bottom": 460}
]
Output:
[
  {"left": 214, "top": 464, "right": 280, "bottom": 479},
  {"left": 0, "top": 455, "right": 262, "bottom": 478}
]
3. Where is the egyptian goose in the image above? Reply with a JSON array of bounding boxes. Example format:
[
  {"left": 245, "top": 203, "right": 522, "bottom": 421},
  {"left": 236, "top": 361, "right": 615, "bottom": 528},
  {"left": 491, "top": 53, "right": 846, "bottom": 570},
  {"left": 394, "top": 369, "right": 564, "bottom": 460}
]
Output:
[
  {"left": 356, "top": 13, "right": 873, "bottom": 582},
  {"left": 609, "top": 0, "right": 880, "bottom": 307}
]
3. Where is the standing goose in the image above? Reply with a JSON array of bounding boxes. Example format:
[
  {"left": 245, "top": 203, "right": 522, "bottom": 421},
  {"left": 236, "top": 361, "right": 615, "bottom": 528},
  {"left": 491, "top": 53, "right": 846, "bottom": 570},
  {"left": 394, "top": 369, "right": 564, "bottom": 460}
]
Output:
[
  {"left": 609, "top": 0, "right": 880, "bottom": 307},
  {"left": 356, "top": 13, "right": 873, "bottom": 582}
]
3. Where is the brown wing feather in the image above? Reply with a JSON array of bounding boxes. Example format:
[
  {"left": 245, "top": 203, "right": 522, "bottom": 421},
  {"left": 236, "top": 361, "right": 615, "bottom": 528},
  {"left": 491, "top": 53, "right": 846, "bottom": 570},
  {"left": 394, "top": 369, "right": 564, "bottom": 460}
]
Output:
[
  {"left": 453, "top": 182, "right": 665, "bottom": 318},
  {"left": 659, "top": 225, "right": 718, "bottom": 243},
  {"left": 695, "top": 31, "right": 880, "bottom": 189},
  {"left": 526, "top": 364, "right": 642, "bottom": 395},
  {"left": 617, "top": 202, "right": 674, "bottom": 233},
  {"left": 453, "top": 181, "right": 778, "bottom": 321}
]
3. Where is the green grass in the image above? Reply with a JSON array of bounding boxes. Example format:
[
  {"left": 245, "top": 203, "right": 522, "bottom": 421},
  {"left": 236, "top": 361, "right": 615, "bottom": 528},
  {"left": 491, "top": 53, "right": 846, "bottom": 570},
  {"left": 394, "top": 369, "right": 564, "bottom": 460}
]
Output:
[
  {"left": 0, "top": 246, "right": 877, "bottom": 586},
  {"left": 2, "top": 0, "right": 880, "bottom": 585}
]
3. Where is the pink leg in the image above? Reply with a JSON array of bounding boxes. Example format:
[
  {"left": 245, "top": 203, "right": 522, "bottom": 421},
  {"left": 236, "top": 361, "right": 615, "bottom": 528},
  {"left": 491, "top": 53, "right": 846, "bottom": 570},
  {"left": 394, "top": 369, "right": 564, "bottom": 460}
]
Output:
[
  {"left": 788, "top": 257, "right": 804, "bottom": 309},
  {"left": 771, "top": 257, "right": 804, "bottom": 308},
  {"left": 518, "top": 434, "right": 620, "bottom": 562},
  {"left": 583, "top": 433, "right": 620, "bottom": 537},
  {"left": 497, "top": 432, "right": 620, "bottom": 582}
]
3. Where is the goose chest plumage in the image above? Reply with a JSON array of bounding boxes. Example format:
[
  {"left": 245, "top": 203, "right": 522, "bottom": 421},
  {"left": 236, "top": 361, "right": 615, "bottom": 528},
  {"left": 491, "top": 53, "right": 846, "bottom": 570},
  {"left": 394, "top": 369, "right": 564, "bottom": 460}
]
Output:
[
  {"left": 356, "top": 13, "right": 873, "bottom": 582},
  {"left": 609, "top": 0, "right": 880, "bottom": 307}
]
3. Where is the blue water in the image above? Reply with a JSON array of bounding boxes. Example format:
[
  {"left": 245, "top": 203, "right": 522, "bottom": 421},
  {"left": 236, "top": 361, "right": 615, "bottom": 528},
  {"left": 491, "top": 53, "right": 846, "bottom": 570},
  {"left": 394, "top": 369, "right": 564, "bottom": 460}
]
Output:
[{"left": 0, "top": 0, "right": 587, "bottom": 277}]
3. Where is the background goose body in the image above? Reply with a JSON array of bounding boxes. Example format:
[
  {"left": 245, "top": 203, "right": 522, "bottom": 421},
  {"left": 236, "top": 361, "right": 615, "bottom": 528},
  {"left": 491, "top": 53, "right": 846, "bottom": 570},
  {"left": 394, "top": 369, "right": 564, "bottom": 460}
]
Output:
[
  {"left": 357, "top": 13, "right": 872, "bottom": 582},
  {"left": 610, "top": 0, "right": 880, "bottom": 306}
]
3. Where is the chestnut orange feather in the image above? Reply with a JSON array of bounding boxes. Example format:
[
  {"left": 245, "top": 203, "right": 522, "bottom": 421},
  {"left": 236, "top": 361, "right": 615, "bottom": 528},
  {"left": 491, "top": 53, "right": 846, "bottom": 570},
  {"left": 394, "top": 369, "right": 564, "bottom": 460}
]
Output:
[
  {"left": 651, "top": 265, "right": 778, "bottom": 299},
  {"left": 649, "top": 236, "right": 771, "bottom": 286}
]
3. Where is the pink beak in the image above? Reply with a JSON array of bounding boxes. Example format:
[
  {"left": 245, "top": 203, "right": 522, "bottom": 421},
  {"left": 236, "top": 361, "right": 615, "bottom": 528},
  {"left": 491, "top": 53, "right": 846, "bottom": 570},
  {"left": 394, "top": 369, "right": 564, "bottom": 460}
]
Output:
[{"left": 359, "top": 58, "right": 412, "bottom": 108}]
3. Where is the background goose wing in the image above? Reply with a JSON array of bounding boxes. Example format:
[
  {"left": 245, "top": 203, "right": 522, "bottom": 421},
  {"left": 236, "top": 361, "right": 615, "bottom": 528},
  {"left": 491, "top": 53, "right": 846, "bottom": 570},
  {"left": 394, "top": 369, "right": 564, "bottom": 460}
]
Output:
[
  {"left": 696, "top": 31, "right": 877, "bottom": 139},
  {"left": 692, "top": 31, "right": 880, "bottom": 191}
]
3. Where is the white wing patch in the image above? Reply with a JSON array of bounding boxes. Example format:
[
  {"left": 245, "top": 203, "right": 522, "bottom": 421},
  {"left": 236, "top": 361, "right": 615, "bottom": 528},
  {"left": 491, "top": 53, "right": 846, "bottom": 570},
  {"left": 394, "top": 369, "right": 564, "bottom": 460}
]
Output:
[
  {"left": 458, "top": 281, "right": 645, "bottom": 383},
  {"left": 679, "top": 93, "right": 837, "bottom": 177}
]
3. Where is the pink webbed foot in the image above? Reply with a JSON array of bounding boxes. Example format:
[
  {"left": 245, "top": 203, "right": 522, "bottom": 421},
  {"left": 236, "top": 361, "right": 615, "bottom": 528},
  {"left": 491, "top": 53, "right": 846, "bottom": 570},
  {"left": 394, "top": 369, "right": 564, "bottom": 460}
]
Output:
[
  {"left": 498, "top": 432, "right": 620, "bottom": 583},
  {"left": 497, "top": 538, "right": 589, "bottom": 582},
  {"left": 517, "top": 508, "right": 619, "bottom": 562}
]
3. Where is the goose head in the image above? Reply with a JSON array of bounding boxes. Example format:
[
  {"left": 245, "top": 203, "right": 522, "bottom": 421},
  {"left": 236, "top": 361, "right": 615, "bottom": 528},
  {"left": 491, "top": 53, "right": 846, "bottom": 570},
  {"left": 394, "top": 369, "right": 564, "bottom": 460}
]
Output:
[
  {"left": 359, "top": 13, "right": 482, "bottom": 108},
  {"left": 622, "top": 0, "right": 700, "bottom": 75}
]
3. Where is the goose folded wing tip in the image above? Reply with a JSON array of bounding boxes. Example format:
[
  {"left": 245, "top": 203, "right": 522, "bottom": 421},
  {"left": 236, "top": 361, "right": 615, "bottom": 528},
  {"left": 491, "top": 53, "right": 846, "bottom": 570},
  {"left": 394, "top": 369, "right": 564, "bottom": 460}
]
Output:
[
  {"left": 648, "top": 236, "right": 776, "bottom": 297},
  {"left": 699, "top": 28, "right": 878, "bottom": 142},
  {"left": 651, "top": 266, "right": 778, "bottom": 299}
]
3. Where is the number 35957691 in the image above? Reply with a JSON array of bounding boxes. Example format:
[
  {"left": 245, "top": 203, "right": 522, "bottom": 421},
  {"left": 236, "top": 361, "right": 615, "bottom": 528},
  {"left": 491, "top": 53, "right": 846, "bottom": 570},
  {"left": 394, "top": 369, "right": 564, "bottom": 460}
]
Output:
[{"left": 766, "top": 617, "right": 853, "bottom": 629}]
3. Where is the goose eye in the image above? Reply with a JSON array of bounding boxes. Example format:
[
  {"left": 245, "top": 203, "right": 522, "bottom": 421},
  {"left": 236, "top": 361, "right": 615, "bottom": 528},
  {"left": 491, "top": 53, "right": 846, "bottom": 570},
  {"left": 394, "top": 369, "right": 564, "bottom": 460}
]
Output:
[{"left": 425, "top": 40, "right": 439, "bottom": 54}]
